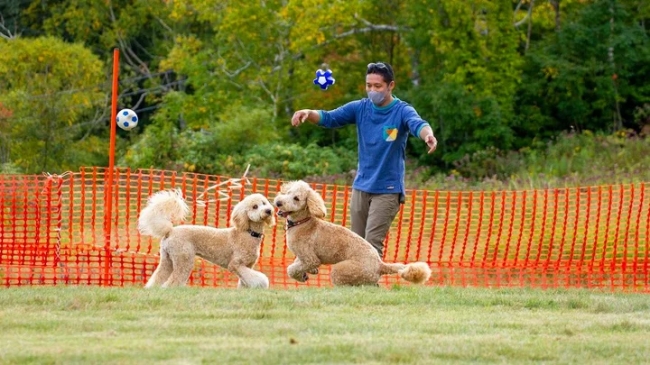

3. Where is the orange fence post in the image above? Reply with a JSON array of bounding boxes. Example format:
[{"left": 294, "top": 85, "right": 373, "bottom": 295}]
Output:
[{"left": 103, "top": 48, "right": 120, "bottom": 286}]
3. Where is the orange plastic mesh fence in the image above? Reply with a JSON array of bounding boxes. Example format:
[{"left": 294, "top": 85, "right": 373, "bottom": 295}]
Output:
[{"left": 1, "top": 167, "right": 649, "bottom": 291}]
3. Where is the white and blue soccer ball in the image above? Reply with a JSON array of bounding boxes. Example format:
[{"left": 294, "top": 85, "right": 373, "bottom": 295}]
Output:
[
  {"left": 116, "top": 108, "right": 138, "bottom": 131},
  {"left": 313, "top": 68, "right": 335, "bottom": 90}
]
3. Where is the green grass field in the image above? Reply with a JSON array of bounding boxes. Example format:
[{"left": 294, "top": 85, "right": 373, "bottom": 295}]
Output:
[{"left": 1, "top": 286, "right": 649, "bottom": 364}]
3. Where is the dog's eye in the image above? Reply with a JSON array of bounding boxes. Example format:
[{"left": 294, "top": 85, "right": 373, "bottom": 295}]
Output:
[
  {"left": 253, "top": 204, "right": 258, "bottom": 209},
  {"left": 293, "top": 196, "right": 299, "bottom": 201}
]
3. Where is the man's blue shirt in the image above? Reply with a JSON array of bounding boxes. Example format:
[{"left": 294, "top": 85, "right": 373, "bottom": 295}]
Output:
[{"left": 317, "top": 97, "right": 430, "bottom": 197}]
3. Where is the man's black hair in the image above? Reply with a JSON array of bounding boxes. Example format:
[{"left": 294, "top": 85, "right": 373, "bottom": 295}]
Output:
[{"left": 366, "top": 62, "right": 394, "bottom": 84}]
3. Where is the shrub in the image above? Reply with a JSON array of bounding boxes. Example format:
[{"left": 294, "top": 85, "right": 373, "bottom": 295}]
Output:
[
  {"left": 222, "top": 142, "right": 358, "bottom": 180},
  {"left": 422, "top": 130, "right": 650, "bottom": 191}
]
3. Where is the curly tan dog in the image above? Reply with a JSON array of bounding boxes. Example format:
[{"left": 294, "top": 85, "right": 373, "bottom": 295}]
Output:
[
  {"left": 138, "top": 189, "right": 275, "bottom": 288},
  {"left": 274, "top": 180, "right": 431, "bottom": 286}
]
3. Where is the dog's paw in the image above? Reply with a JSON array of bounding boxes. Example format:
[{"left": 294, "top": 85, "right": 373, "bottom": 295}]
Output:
[
  {"left": 288, "top": 272, "right": 307, "bottom": 282},
  {"left": 287, "top": 264, "right": 306, "bottom": 282},
  {"left": 307, "top": 268, "right": 319, "bottom": 275},
  {"left": 288, "top": 267, "right": 307, "bottom": 282}
]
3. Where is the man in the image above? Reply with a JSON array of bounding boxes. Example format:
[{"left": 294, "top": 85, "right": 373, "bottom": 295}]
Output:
[{"left": 290, "top": 62, "right": 437, "bottom": 257}]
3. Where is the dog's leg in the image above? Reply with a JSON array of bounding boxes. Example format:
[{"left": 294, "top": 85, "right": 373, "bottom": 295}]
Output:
[
  {"left": 331, "top": 260, "right": 379, "bottom": 286},
  {"left": 287, "top": 257, "right": 320, "bottom": 282},
  {"left": 162, "top": 252, "right": 194, "bottom": 287},
  {"left": 145, "top": 250, "right": 173, "bottom": 288},
  {"left": 287, "top": 258, "right": 307, "bottom": 282},
  {"left": 229, "top": 260, "right": 269, "bottom": 289},
  {"left": 235, "top": 267, "right": 269, "bottom": 289}
]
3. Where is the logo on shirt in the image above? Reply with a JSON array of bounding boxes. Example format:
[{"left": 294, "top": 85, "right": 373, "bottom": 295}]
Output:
[{"left": 383, "top": 126, "right": 398, "bottom": 142}]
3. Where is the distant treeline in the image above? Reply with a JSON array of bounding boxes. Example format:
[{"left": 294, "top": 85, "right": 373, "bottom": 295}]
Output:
[{"left": 0, "top": 0, "right": 648, "bottom": 177}]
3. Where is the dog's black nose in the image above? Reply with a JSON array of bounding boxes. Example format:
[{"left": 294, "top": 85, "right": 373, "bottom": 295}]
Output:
[
  {"left": 275, "top": 201, "right": 283, "bottom": 207},
  {"left": 265, "top": 209, "right": 272, "bottom": 215}
]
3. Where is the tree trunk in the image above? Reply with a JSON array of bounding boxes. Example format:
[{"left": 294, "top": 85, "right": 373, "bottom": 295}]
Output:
[
  {"left": 410, "top": 49, "right": 420, "bottom": 87},
  {"left": 609, "top": 1, "right": 623, "bottom": 130},
  {"left": 525, "top": 0, "right": 535, "bottom": 52},
  {"left": 550, "top": 0, "right": 561, "bottom": 31}
]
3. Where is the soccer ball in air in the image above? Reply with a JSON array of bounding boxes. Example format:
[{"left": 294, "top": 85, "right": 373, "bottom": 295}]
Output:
[
  {"left": 116, "top": 108, "right": 138, "bottom": 131},
  {"left": 313, "top": 68, "right": 335, "bottom": 90}
]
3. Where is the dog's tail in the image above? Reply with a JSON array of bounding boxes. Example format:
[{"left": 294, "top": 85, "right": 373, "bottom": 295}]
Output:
[
  {"left": 380, "top": 261, "right": 432, "bottom": 285},
  {"left": 138, "top": 189, "right": 190, "bottom": 239}
]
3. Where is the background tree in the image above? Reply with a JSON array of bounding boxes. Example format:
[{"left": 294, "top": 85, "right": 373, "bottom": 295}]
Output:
[
  {"left": 0, "top": 36, "right": 105, "bottom": 173},
  {"left": 516, "top": 0, "right": 650, "bottom": 143},
  {"left": 401, "top": 0, "right": 522, "bottom": 166}
]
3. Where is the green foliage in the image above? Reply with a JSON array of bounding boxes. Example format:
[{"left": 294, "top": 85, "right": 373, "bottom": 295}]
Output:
[
  {"left": 519, "top": 130, "right": 650, "bottom": 181},
  {"left": 420, "top": 130, "right": 650, "bottom": 191},
  {"left": 28, "top": 0, "right": 172, "bottom": 70},
  {"left": 178, "top": 106, "right": 281, "bottom": 173},
  {"left": 0, "top": 36, "right": 106, "bottom": 173},
  {"left": 428, "top": 82, "right": 516, "bottom": 164},
  {"left": 123, "top": 100, "right": 348, "bottom": 179},
  {"left": 403, "top": 0, "right": 521, "bottom": 166},
  {"left": 0, "top": 162, "right": 22, "bottom": 174},
  {"left": 633, "top": 103, "right": 650, "bottom": 126},
  {"left": 157, "top": 0, "right": 294, "bottom": 130},
  {"left": 3, "top": 0, "right": 650, "bottom": 183},
  {"left": 120, "top": 115, "right": 181, "bottom": 170},
  {"left": 23, "top": 0, "right": 178, "bottom": 144},
  {"left": 516, "top": 0, "right": 650, "bottom": 143},
  {"left": 228, "top": 142, "right": 358, "bottom": 180},
  {"left": 451, "top": 146, "right": 524, "bottom": 181}
]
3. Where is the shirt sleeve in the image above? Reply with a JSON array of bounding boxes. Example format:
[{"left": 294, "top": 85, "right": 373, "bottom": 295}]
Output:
[
  {"left": 317, "top": 100, "right": 361, "bottom": 128},
  {"left": 402, "top": 104, "right": 430, "bottom": 137}
]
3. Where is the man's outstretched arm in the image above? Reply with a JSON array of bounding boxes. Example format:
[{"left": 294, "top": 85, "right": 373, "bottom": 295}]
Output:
[
  {"left": 418, "top": 125, "right": 438, "bottom": 154},
  {"left": 291, "top": 109, "right": 321, "bottom": 126}
]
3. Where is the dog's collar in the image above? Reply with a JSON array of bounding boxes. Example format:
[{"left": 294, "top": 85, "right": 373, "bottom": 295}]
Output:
[
  {"left": 286, "top": 217, "right": 311, "bottom": 229},
  {"left": 247, "top": 229, "right": 264, "bottom": 238}
]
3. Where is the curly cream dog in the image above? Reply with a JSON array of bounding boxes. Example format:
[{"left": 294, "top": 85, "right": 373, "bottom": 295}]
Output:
[
  {"left": 138, "top": 189, "right": 275, "bottom": 288},
  {"left": 274, "top": 180, "right": 431, "bottom": 286}
]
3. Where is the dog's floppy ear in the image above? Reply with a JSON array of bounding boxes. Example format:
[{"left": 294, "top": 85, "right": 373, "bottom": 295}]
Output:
[
  {"left": 307, "top": 189, "right": 327, "bottom": 219},
  {"left": 230, "top": 201, "right": 250, "bottom": 231}
]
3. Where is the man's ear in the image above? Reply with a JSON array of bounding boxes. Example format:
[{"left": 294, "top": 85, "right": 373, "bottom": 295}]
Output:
[{"left": 388, "top": 80, "right": 395, "bottom": 92}]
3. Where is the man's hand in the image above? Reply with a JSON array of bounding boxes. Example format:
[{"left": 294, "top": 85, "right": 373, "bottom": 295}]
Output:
[
  {"left": 291, "top": 110, "right": 310, "bottom": 127},
  {"left": 425, "top": 134, "right": 437, "bottom": 154}
]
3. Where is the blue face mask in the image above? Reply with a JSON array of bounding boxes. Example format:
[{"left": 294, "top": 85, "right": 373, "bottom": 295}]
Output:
[{"left": 367, "top": 91, "right": 386, "bottom": 105}]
